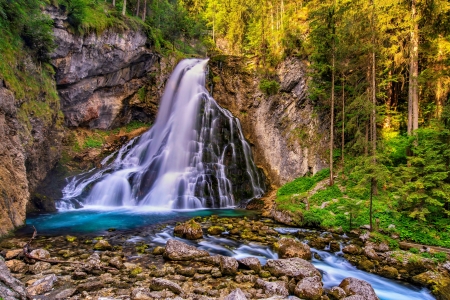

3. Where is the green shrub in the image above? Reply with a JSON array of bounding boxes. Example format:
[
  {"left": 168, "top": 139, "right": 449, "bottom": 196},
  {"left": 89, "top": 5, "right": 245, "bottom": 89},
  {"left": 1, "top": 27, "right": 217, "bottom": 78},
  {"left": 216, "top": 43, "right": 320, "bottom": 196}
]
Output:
[
  {"left": 310, "top": 184, "right": 342, "bottom": 204},
  {"left": 259, "top": 79, "right": 280, "bottom": 95},
  {"left": 433, "top": 252, "right": 448, "bottom": 263},
  {"left": 409, "top": 247, "right": 419, "bottom": 254},
  {"left": 302, "top": 210, "right": 323, "bottom": 228},
  {"left": 277, "top": 177, "right": 314, "bottom": 196}
]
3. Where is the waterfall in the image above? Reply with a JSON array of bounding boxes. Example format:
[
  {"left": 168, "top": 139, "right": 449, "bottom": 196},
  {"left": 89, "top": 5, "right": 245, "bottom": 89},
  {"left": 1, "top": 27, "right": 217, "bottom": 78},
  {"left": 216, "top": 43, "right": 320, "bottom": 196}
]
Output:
[{"left": 58, "top": 59, "right": 265, "bottom": 210}]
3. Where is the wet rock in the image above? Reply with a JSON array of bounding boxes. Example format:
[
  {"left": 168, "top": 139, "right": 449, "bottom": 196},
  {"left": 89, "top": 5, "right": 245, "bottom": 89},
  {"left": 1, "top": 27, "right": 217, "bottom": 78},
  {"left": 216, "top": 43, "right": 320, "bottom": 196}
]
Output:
[
  {"left": 342, "top": 245, "right": 362, "bottom": 255},
  {"left": 329, "top": 286, "right": 346, "bottom": 299},
  {"left": 163, "top": 239, "right": 210, "bottom": 261},
  {"left": 224, "top": 288, "right": 248, "bottom": 300},
  {"left": 30, "top": 249, "right": 50, "bottom": 260},
  {"left": 0, "top": 257, "right": 28, "bottom": 300},
  {"left": 265, "top": 258, "right": 321, "bottom": 280},
  {"left": 276, "top": 238, "right": 312, "bottom": 260},
  {"left": 211, "top": 267, "right": 222, "bottom": 278},
  {"left": 339, "top": 277, "right": 378, "bottom": 300},
  {"left": 174, "top": 219, "right": 203, "bottom": 240},
  {"left": 238, "top": 257, "right": 262, "bottom": 273},
  {"left": 309, "top": 237, "right": 331, "bottom": 250},
  {"left": 363, "top": 247, "right": 379, "bottom": 260},
  {"left": 109, "top": 256, "right": 124, "bottom": 269},
  {"left": 255, "top": 279, "right": 289, "bottom": 297},
  {"left": 176, "top": 267, "right": 196, "bottom": 277},
  {"left": 379, "top": 266, "right": 399, "bottom": 279},
  {"left": 443, "top": 262, "right": 450, "bottom": 273},
  {"left": 207, "top": 226, "right": 226, "bottom": 235},
  {"left": 197, "top": 266, "right": 213, "bottom": 274},
  {"left": 5, "top": 249, "right": 23, "bottom": 260},
  {"left": 294, "top": 276, "right": 323, "bottom": 300},
  {"left": 153, "top": 246, "right": 165, "bottom": 255},
  {"left": 29, "top": 261, "right": 51, "bottom": 274},
  {"left": 342, "top": 296, "right": 366, "bottom": 300},
  {"left": 93, "top": 239, "right": 113, "bottom": 251},
  {"left": 131, "top": 287, "right": 152, "bottom": 300},
  {"left": 72, "top": 271, "right": 88, "bottom": 280},
  {"left": 27, "top": 274, "right": 57, "bottom": 296},
  {"left": 77, "top": 279, "right": 105, "bottom": 292},
  {"left": 330, "top": 241, "right": 341, "bottom": 253},
  {"left": 412, "top": 271, "right": 450, "bottom": 300},
  {"left": 271, "top": 210, "right": 298, "bottom": 226},
  {"left": 150, "top": 278, "right": 183, "bottom": 294},
  {"left": 219, "top": 255, "right": 239, "bottom": 275},
  {"left": 236, "top": 274, "right": 256, "bottom": 283},
  {"left": 5, "top": 259, "right": 28, "bottom": 273},
  {"left": 54, "top": 288, "right": 77, "bottom": 299}
]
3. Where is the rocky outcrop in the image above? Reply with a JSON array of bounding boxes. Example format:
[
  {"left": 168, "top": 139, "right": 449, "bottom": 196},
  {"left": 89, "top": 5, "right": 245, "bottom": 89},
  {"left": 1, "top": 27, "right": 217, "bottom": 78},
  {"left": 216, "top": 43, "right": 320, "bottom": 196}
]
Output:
[
  {"left": 0, "top": 257, "right": 29, "bottom": 300},
  {"left": 46, "top": 6, "right": 160, "bottom": 129},
  {"left": 210, "top": 56, "right": 328, "bottom": 187}
]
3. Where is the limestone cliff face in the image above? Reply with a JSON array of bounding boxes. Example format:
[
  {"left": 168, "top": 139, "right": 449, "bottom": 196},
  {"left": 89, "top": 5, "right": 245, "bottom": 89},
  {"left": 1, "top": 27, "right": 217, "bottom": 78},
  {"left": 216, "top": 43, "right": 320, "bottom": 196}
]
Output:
[
  {"left": 47, "top": 6, "right": 159, "bottom": 129},
  {"left": 210, "top": 56, "right": 328, "bottom": 187}
]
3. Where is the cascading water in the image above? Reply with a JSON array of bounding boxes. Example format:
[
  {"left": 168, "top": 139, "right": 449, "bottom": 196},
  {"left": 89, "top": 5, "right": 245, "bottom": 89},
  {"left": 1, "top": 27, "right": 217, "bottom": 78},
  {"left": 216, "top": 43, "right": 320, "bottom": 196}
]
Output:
[{"left": 58, "top": 59, "right": 265, "bottom": 210}]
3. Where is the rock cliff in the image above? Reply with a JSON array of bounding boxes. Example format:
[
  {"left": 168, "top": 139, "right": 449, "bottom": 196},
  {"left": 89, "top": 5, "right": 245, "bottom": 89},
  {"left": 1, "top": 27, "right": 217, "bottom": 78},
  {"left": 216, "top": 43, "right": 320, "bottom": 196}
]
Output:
[
  {"left": 47, "top": 6, "right": 160, "bottom": 129},
  {"left": 210, "top": 56, "right": 328, "bottom": 187}
]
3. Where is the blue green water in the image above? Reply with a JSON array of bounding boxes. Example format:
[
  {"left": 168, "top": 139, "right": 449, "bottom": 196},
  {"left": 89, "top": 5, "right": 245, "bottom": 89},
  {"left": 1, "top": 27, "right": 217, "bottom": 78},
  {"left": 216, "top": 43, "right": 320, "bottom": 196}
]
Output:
[{"left": 26, "top": 207, "right": 254, "bottom": 235}]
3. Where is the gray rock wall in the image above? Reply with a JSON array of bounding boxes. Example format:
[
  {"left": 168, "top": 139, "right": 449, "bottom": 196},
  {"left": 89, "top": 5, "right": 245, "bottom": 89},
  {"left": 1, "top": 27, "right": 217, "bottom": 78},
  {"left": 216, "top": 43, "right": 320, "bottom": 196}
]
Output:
[{"left": 210, "top": 57, "right": 328, "bottom": 187}]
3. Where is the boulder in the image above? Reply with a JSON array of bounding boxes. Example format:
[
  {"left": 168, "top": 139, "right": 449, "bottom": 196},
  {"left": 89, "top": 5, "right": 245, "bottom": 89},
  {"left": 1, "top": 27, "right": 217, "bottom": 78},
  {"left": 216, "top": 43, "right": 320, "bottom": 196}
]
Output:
[
  {"left": 54, "top": 288, "right": 77, "bottom": 300},
  {"left": 378, "top": 266, "right": 399, "bottom": 279},
  {"left": 77, "top": 280, "right": 105, "bottom": 292},
  {"left": 294, "top": 275, "right": 323, "bottom": 300},
  {"left": 238, "top": 257, "right": 262, "bottom": 273},
  {"left": 207, "top": 225, "right": 226, "bottom": 235},
  {"left": 224, "top": 288, "right": 248, "bottom": 300},
  {"left": 329, "top": 286, "right": 346, "bottom": 299},
  {"left": 0, "top": 257, "right": 28, "bottom": 300},
  {"left": 27, "top": 274, "right": 58, "bottom": 296},
  {"left": 265, "top": 258, "right": 321, "bottom": 280},
  {"left": 163, "top": 239, "right": 209, "bottom": 261},
  {"left": 5, "top": 249, "right": 23, "bottom": 260},
  {"left": 363, "top": 247, "right": 379, "bottom": 261},
  {"left": 131, "top": 287, "right": 152, "bottom": 300},
  {"left": 174, "top": 219, "right": 203, "bottom": 240},
  {"left": 152, "top": 246, "right": 165, "bottom": 255},
  {"left": 29, "top": 262, "right": 51, "bottom": 274},
  {"left": 412, "top": 271, "right": 450, "bottom": 300},
  {"left": 108, "top": 256, "right": 124, "bottom": 269},
  {"left": 29, "top": 249, "right": 50, "bottom": 260},
  {"left": 255, "top": 279, "right": 289, "bottom": 297},
  {"left": 276, "top": 238, "right": 312, "bottom": 260},
  {"left": 271, "top": 209, "right": 298, "bottom": 226},
  {"left": 150, "top": 278, "right": 183, "bottom": 295},
  {"left": 339, "top": 277, "right": 378, "bottom": 300},
  {"left": 219, "top": 255, "right": 239, "bottom": 275}
]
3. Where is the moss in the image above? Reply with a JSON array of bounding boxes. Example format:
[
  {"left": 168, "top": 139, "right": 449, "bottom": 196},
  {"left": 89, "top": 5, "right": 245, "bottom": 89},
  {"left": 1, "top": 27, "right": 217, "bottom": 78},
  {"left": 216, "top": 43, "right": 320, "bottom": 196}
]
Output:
[
  {"left": 136, "top": 243, "right": 149, "bottom": 254},
  {"left": 65, "top": 235, "right": 77, "bottom": 242},
  {"left": 130, "top": 267, "right": 143, "bottom": 277}
]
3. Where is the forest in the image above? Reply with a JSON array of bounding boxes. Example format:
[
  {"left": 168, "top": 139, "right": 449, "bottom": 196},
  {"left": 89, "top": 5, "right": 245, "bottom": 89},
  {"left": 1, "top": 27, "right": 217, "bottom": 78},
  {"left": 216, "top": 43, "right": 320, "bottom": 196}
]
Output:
[{"left": 1, "top": 0, "right": 450, "bottom": 247}]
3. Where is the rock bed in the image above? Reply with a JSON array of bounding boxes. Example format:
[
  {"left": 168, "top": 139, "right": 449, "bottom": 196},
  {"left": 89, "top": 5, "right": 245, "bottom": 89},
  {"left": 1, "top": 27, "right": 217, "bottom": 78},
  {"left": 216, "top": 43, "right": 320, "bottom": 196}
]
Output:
[{"left": 0, "top": 215, "right": 448, "bottom": 299}]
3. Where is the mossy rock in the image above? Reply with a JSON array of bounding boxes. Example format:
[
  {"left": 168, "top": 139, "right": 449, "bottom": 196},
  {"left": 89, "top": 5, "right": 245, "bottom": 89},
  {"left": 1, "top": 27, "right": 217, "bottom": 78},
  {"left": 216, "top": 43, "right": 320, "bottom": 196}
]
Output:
[
  {"left": 174, "top": 219, "right": 203, "bottom": 240},
  {"left": 153, "top": 246, "right": 165, "bottom": 255},
  {"left": 130, "top": 267, "right": 143, "bottom": 277},
  {"left": 65, "top": 235, "right": 77, "bottom": 242},
  {"left": 93, "top": 240, "right": 112, "bottom": 251},
  {"left": 379, "top": 266, "right": 399, "bottom": 279},
  {"left": 207, "top": 226, "right": 225, "bottom": 235},
  {"left": 413, "top": 271, "right": 450, "bottom": 300},
  {"left": 259, "top": 270, "right": 271, "bottom": 278}
]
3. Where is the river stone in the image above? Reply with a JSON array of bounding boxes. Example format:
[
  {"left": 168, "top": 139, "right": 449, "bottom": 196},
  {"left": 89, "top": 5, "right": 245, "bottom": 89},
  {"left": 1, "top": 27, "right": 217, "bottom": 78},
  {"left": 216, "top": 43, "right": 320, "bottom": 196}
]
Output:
[
  {"left": 255, "top": 279, "right": 289, "bottom": 297},
  {"left": 363, "top": 247, "right": 379, "bottom": 260},
  {"left": 77, "top": 279, "right": 105, "bottom": 292},
  {"left": 277, "top": 238, "right": 312, "bottom": 260},
  {"left": 93, "top": 239, "right": 113, "bottom": 251},
  {"left": 219, "top": 255, "right": 239, "bottom": 275},
  {"left": 109, "top": 256, "right": 124, "bottom": 269},
  {"left": 342, "top": 244, "right": 362, "bottom": 255},
  {"left": 153, "top": 246, "right": 165, "bottom": 255},
  {"left": 294, "top": 276, "right": 323, "bottom": 300},
  {"left": 30, "top": 249, "right": 51, "bottom": 260},
  {"left": 163, "top": 239, "right": 209, "bottom": 261},
  {"left": 5, "top": 259, "right": 28, "bottom": 273},
  {"left": 29, "top": 261, "right": 51, "bottom": 274},
  {"left": 27, "top": 274, "right": 57, "bottom": 296},
  {"left": 271, "top": 210, "right": 297, "bottom": 226},
  {"left": 174, "top": 220, "right": 203, "bottom": 240},
  {"left": 131, "top": 287, "right": 152, "bottom": 300},
  {"left": 339, "top": 277, "right": 378, "bottom": 300},
  {"left": 150, "top": 278, "right": 183, "bottom": 294},
  {"left": 238, "top": 257, "right": 262, "bottom": 272},
  {"left": 5, "top": 249, "right": 23, "bottom": 260},
  {"left": 0, "top": 257, "right": 28, "bottom": 300},
  {"left": 329, "top": 286, "right": 347, "bottom": 299},
  {"left": 54, "top": 288, "right": 77, "bottom": 299},
  {"left": 224, "top": 288, "right": 248, "bottom": 300},
  {"left": 176, "top": 267, "right": 196, "bottom": 277},
  {"left": 207, "top": 225, "right": 225, "bottom": 235},
  {"left": 265, "top": 258, "right": 321, "bottom": 280},
  {"left": 379, "top": 266, "right": 399, "bottom": 279}
]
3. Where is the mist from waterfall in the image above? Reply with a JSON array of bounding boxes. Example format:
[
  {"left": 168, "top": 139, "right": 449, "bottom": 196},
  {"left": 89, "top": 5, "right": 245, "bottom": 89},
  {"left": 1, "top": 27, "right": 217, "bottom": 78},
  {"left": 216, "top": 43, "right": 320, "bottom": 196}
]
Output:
[{"left": 58, "top": 59, "right": 265, "bottom": 210}]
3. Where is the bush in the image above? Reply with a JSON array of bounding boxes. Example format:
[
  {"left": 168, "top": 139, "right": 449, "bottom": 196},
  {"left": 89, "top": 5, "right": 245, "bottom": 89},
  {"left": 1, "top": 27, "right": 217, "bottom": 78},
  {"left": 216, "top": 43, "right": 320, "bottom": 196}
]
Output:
[
  {"left": 409, "top": 247, "right": 419, "bottom": 254},
  {"left": 302, "top": 210, "right": 323, "bottom": 228},
  {"left": 259, "top": 79, "right": 280, "bottom": 95}
]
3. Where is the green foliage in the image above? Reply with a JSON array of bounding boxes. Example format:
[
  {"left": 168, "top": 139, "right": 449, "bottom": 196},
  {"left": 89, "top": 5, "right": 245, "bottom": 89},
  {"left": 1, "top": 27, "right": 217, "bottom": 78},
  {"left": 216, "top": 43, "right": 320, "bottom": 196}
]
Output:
[
  {"left": 277, "top": 168, "right": 330, "bottom": 197},
  {"left": 310, "top": 184, "right": 343, "bottom": 204},
  {"left": 302, "top": 210, "right": 323, "bottom": 228},
  {"left": 409, "top": 247, "right": 419, "bottom": 254},
  {"left": 83, "top": 137, "right": 103, "bottom": 148},
  {"left": 259, "top": 79, "right": 280, "bottom": 96}
]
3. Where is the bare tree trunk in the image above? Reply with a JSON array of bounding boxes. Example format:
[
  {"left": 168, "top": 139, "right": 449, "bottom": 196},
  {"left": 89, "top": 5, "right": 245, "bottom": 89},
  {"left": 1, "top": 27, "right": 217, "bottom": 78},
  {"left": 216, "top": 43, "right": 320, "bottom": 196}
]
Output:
[
  {"left": 408, "top": 0, "right": 419, "bottom": 134},
  {"left": 330, "top": 41, "right": 335, "bottom": 186},
  {"left": 136, "top": 0, "right": 140, "bottom": 17},
  {"left": 113, "top": 0, "right": 116, "bottom": 6},
  {"left": 371, "top": 0, "right": 378, "bottom": 196},
  {"left": 122, "top": 0, "right": 127, "bottom": 15},
  {"left": 142, "top": 0, "right": 147, "bottom": 21}
]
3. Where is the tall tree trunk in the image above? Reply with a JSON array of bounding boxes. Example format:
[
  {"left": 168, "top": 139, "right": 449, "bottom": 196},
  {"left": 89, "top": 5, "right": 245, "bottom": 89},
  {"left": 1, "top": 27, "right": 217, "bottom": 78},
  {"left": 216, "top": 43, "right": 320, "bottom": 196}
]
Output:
[
  {"left": 122, "top": 0, "right": 127, "bottom": 15},
  {"left": 408, "top": 0, "right": 419, "bottom": 134},
  {"left": 142, "top": 0, "right": 147, "bottom": 21},
  {"left": 330, "top": 40, "right": 335, "bottom": 186},
  {"left": 371, "top": 0, "right": 378, "bottom": 196},
  {"left": 136, "top": 0, "right": 140, "bottom": 17},
  {"left": 113, "top": 0, "right": 115, "bottom": 6},
  {"left": 341, "top": 76, "right": 345, "bottom": 168},
  {"left": 370, "top": 177, "right": 374, "bottom": 231}
]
